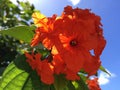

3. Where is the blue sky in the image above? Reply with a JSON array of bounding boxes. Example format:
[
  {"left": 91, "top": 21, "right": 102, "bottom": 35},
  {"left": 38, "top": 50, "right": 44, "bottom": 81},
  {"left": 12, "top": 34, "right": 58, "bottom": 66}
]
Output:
[{"left": 11, "top": 0, "right": 120, "bottom": 90}]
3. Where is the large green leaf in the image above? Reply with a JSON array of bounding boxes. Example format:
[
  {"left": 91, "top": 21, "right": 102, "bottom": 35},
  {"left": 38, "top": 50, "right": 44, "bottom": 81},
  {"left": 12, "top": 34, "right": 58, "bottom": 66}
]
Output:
[
  {"left": 0, "top": 62, "right": 33, "bottom": 90},
  {"left": 0, "top": 25, "right": 35, "bottom": 43}
]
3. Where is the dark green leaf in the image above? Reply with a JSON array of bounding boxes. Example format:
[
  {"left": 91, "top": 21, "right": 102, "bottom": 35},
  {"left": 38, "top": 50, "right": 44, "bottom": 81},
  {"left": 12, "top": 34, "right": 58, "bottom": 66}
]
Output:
[
  {"left": 0, "top": 62, "right": 33, "bottom": 90},
  {"left": 67, "top": 81, "right": 76, "bottom": 90},
  {"left": 14, "top": 54, "right": 32, "bottom": 73},
  {"left": 0, "top": 26, "right": 35, "bottom": 43},
  {"left": 77, "top": 81, "right": 88, "bottom": 90},
  {"left": 22, "top": 78, "right": 33, "bottom": 90},
  {"left": 79, "top": 69, "right": 87, "bottom": 74},
  {"left": 72, "top": 75, "right": 89, "bottom": 90},
  {"left": 78, "top": 73, "right": 87, "bottom": 82},
  {"left": 54, "top": 74, "right": 68, "bottom": 90},
  {"left": 30, "top": 71, "right": 51, "bottom": 90},
  {"left": 99, "top": 65, "right": 111, "bottom": 76}
]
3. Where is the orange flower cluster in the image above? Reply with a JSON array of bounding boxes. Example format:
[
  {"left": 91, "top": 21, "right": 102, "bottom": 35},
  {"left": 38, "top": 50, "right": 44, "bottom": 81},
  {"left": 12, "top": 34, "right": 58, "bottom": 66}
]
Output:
[
  {"left": 25, "top": 6, "right": 106, "bottom": 85},
  {"left": 87, "top": 78, "right": 101, "bottom": 90}
]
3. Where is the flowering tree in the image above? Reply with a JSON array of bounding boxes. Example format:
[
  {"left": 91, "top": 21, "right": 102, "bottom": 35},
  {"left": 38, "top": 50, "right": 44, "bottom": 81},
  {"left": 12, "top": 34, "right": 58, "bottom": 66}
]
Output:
[{"left": 0, "top": 5, "right": 109, "bottom": 90}]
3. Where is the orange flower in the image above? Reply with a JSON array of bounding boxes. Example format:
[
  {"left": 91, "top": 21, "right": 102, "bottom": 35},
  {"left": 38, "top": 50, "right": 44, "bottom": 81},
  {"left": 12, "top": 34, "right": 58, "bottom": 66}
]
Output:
[
  {"left": 25, "top": 52, "right": 54, "bottom": 84},
  {"left": 57, "top": 5, "right": 106, "bottom": 73},
  {"left": 87, "top": 78, "right": 101, "bottom": 90},
  {"left": 38, "top": 60, "right": 54, "bottom": 84},
  {"left": 64, "top": 68, "right": 80, "bottom": 80},
  {"left": 57, "top": 33, "right": 86, "bottom": 72},
  {"left": 52, "top": 54, "right": 66, "bottom": 74},
  {"left": 31, "top": 12, "right": 58, "bottom": 48},
  {"left": 25, "top": 52, "right": 41, "bottom": 70},
  {"left": 32, "top": 12, "right": 48, "bottom": 28},
  {"left": 31, "top": 28, "right": 41, "bottom": 47},
  {"left": 52, "top": 54, "right": 80, "bottom": 80},
  {"left": 83, "top": 56, "right": 101, "bottom": 76}
]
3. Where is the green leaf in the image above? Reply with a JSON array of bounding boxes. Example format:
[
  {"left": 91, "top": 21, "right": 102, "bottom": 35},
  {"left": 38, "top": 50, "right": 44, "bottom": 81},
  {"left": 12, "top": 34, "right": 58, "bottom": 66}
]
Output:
[
  {"left": 0, "top": 26, "right": 35, "bottom": 43},
  {"left": 67, "top": 81, "right": 76, "bottom": 90},
  {"left": 77, "top": 80, "right": 89, "bottom": 90},
  {"left": 54, "top": 74, "right": 68, "bottom": 90},
  {"left": 72, "top": 81, "right": 79, "bottom": 90},
  {"left": 0, "top": 62, "right": 33, "bottom": 90},
  {"left": 30, "top": 71, "right": 43, "bottom": 90},
  {"left": 14, "top": 54, "right": 32, "bottom": 73},
  {"left": 72, "top": 75, "right": 89, "bottom": 90},
  {"left": 78, "top": 73, "right": 87, "bottom": 82},
  {"left": 99, "top": 65, "right": 111, "bottom": 76}
]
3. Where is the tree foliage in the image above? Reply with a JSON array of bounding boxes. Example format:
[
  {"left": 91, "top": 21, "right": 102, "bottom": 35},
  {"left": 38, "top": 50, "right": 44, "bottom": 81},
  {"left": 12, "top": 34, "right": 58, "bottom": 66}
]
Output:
[{"left": 0, "top": 0, "right": 35, "bottom": 75}]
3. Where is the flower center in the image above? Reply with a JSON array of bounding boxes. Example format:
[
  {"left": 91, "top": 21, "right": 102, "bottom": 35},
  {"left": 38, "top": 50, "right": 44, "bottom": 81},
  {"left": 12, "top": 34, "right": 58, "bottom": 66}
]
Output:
[{"left": 70, "top": 39, "right": 77, "bottom": 46}]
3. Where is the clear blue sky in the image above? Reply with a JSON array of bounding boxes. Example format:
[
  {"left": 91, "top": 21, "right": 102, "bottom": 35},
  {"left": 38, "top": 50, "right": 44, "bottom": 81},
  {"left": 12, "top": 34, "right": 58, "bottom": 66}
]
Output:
[{"left": 13, "top": 0, "right": 120, "bottom": 89}]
